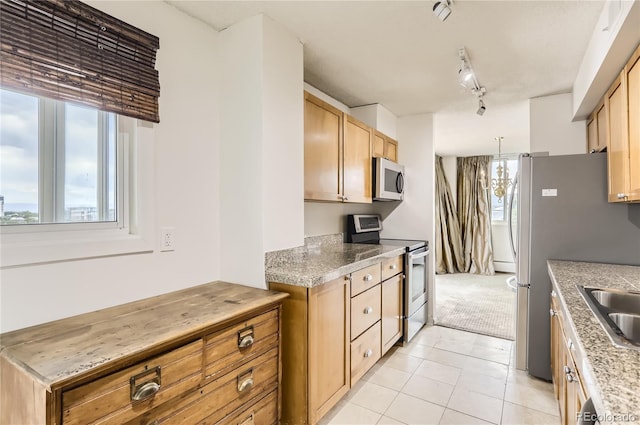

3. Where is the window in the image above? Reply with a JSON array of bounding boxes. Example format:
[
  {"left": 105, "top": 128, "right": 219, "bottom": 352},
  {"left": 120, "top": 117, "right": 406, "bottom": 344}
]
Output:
[
  {"left": 490, "top": 157, "right": 518, "bottom": 222},
  {"left": 1, "top": 89, "right": 119, "bottom": 227}
]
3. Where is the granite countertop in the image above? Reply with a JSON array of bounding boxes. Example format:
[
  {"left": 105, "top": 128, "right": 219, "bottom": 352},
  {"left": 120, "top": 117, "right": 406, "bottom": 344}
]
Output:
[
  {"left": 265, "top": 234, "right": 407, "bottom": 287},
  {"left": 547, "top": 260, "right": 640, "bottom": 425}
]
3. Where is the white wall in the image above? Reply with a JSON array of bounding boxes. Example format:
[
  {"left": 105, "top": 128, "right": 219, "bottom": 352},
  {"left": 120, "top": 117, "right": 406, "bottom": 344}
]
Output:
[
  {"left": 380, "top": 114, "right": 435, "bottom": 323},
  {"left": 351, "top": 103, "right": 398, "bottom": 139},
  {"left": 529, "top": 93, "right": 587, "bottom": 155},
  {"left": 573, "top": 0, "right": 640, "bottom": 119},
  {"left": 433, "top": 100, "right": 530, "bottom": 157},
  {"left": 1, "top": 2, "right": 220, "bottom": 332},
  {"left": 219, "top": 15, "right": 304, "bottom": 287}
]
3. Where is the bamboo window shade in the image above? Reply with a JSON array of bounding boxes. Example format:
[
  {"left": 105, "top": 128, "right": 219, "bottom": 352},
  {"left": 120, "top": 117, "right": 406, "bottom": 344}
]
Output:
[{"left": 0, "top": 0, "right": 160, "bottom": 122}]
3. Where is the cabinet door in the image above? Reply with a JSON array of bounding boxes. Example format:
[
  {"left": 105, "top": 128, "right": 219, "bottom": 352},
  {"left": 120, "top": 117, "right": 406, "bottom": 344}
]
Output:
[
  {"left": 304, "top": 92, "right": 343, "bottom": 202},
  {"left": 373, "top": 131, "right": 385, "bottom": 158},
  {"left": 308, "top": 276, "right": 350, "bottom": 424},
  {"left": 586, "top": 116, "right": 597, "bottom": 153},
  {"left": 550, "top": 294, "right": 563, "bottom": 402},
  {"left": 381, "top": 274, "right": 403, "bottom": 354},
  {"left": 385, "top": 138, "right": 398, "bottom": 163},
  {"left": 626, "top": 48, "right": 640, "bottom": 201},
  {"left": 596, "top": 101, "right": 607, "bottom": 151},
  {"left": 605, "top": 73, "right": 629, "bottom": 202},
  {"left": 343, "top": 115, "right": 372, "bottom": 203}
]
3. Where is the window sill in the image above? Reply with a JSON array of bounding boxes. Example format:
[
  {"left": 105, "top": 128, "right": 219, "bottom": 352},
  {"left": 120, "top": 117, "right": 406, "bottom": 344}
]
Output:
[{"left": 0, "top": 227, "right": 153, "bottom": 268}]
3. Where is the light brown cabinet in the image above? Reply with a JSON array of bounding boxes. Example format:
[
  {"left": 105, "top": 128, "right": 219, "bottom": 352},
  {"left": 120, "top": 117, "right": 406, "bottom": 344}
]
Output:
[
  {"left": 270, "top": 276, "right": 350, "bottom": 425},
  {"left": 304, "top": 91, "right": 372, "bottom": 204},
  {"left": 550, "top": 291, "right": 588, "bottom": 425},
  {"left": 586, "top": 100, "right": 606, "bottom": 152},
  {"left": 0, "top": 282, "right": 286, "bottom": 425},
  {"left": 270, "top": 255, "right": 404, "bottom": 425},
  {"left": 373, "top": 130, "right": 399, "bottom": 163},
  {"left": 603, "top": 43, "right": 640, "bottom": 202}
]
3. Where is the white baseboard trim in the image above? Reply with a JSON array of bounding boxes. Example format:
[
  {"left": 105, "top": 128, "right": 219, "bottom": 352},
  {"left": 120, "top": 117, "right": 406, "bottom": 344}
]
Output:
[{"left": 494, "top": 261, "right": 516, "bottom": 273}]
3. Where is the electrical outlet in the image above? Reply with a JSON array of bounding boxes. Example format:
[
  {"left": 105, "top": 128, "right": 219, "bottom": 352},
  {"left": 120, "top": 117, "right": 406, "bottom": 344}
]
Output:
[{"left": 160, "top": 227, "right": 175, "bottom": 252}]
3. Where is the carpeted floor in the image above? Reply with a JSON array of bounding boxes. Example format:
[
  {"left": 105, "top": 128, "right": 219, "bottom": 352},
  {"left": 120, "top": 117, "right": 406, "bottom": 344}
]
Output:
[{"left": 435, "top": 272, "right": 516, "bottom": 340}]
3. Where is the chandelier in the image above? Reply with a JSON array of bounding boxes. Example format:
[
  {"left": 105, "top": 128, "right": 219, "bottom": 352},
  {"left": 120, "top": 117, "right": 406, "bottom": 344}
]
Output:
[{"left": 492, "top": 137, "right": 513, "bottom": 203}]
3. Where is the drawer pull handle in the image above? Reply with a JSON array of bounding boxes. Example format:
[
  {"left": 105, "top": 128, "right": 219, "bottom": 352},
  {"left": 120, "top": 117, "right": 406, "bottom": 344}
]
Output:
[
  {"left": 238, "top": 413, "right": 255, "bottom": 425},
  {"left": 238, "top": 377, "right": 254, "bottom": 392},
  {"left": 132, "top": 382, "right": 160, "bottom": 401},
  {"left": 130, "top": 366, "right": 161, "bottom": 401},
  {"left": 390, "top": 264, "right": 397, "bottom": 270},
  {"left": 364, "top": 306, "right": 374, "bottom": 314},
  {"left": 364, "top": 274, "right": 373, "bottom": 282},
  {"left": 238, "top": 326, "right": 255, "bottom": 348},
  {"left": 549, "top": 309, "right": 556, "bottom": 317},
  {"left": 364, "top": 349, "right": 373, "bottom": 358},
  {"left": 237, "top": 368, "right": 254, "bottom": 392}
]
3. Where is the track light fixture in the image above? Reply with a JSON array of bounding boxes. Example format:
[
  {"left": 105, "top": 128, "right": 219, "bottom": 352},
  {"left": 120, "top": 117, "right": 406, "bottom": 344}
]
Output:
[
  {"left": 433, "top": 0, "right": 452, "bottom": 22},
  {"left": 458, "top": 47, "right": 487, "bottom": 116}
]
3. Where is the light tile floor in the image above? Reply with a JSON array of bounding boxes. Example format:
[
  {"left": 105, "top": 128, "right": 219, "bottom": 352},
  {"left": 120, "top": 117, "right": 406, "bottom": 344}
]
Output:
[{"left": 319, "top": 325, "right": 560, "bottom": 425}]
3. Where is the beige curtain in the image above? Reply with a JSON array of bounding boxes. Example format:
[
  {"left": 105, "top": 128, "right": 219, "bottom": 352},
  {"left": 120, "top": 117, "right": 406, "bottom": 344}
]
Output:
[
  {"left": 435, "top": 156, "right": 464, "bottom": 274},
  {"left": 457, "top": 156, "right": 495, "bottom": 275}
]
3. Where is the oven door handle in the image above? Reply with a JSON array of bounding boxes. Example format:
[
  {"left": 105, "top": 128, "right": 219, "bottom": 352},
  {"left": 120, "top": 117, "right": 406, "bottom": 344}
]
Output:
[{"left": 409, "top": 250, "right": 429, "bottom": 260}]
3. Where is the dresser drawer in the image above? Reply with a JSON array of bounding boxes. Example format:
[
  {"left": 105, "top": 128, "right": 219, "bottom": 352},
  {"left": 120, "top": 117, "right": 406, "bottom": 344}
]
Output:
[
  {"left": 62, "top": 339, "right": 203, "bottom": 425},
  {"left": 351, "top": 284, "right": 381, "bottom": 339},
  {"left": 351, "top": 264, "right": 381, "bottom": 297},
  {"left": 217, "top": 389, "right": 278, "bottom": 425},
  {"left": 381, "top": 255, "right": 403, "bottom": 281},
  {"left": 205, "top": 309, "right": 279, "bottom": 379},
  {"left": 131, "top": 347, "right": 279, "bottom": 425},
  {"left": 351, "top": 321, "right": 381, "bottom": 385}
]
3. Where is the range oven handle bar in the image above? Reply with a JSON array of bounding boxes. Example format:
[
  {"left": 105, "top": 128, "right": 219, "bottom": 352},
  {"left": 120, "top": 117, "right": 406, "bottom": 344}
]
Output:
[{"left": 409, "top": 249, "right": 429, "bottom": 260}]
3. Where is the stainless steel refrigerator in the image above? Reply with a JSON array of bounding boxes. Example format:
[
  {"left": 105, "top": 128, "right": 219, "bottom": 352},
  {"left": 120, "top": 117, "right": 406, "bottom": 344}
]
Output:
[{"left": 508, "top": 152, "right": 640, "bottom": 381}]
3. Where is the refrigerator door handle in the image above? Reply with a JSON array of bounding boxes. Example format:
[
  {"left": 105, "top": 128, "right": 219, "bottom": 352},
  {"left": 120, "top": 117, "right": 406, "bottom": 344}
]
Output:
[{"left": 508, "top": 173, "right": 518, "bottom": 261}]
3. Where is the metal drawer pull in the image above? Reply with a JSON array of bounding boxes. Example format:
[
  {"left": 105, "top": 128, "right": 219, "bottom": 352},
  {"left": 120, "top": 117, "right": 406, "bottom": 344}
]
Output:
[
  {"left": 130, "top": 366, "right": 162, "bottom": 401},
  {"left": 390, "top": 264, "right": 397, "bottom": 270},
  {"left": 549, "top": 309, "right": 556, "bottom": 317},
  {"left": 566, "top": 373, "right": 575, "bottom": 383},
  {"left": 551, "top": 290, "right": 557, "bottom": 298},
  {"left": 364, "top": 306, "right": 374, "bottom": 314},
  {"left": 364, "top": 274, "right": 373, "bottom": 282},
  {"left": 364, "top": 349, "right": 373, "bottom": 358},
  {"left": 238, "top": 326, "right": 255, "bottom": 348},
  {"left": 563, "top": 366, "right": 571, "bottom": 374},
  {"left": 237, "top": 368, "right": 254, "bottom": 392},
  {"left": 238, "top": 413, "right": 255, "bottom": 425}
]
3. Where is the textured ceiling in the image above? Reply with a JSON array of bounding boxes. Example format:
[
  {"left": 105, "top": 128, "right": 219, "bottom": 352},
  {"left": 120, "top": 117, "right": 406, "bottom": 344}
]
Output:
[{"left": 168, "top": 0, "right": 605, "bottom": 117}]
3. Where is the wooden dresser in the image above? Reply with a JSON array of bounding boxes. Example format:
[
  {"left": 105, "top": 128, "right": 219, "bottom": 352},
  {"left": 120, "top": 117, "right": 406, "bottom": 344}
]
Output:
[{"left": 0, "top": 282, "right": 287, "bottom": 425}]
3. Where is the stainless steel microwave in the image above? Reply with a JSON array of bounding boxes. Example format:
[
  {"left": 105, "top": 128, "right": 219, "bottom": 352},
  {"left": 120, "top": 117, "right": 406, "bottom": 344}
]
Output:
[{"left": 373, "top": 157, "right": 405, "bottom": 201}]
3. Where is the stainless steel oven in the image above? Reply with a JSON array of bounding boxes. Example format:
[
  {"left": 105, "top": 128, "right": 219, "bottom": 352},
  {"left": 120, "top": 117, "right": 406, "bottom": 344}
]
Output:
[
  {"left": 346, "top": 214, "right": 429, "bottom": 343},
  {"left": 404, "top": 244, "right": 429, "bottom": 343}
]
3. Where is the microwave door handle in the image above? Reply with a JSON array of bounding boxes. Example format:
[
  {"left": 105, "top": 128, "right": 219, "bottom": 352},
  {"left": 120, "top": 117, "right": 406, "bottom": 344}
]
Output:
[{"left": 396, "top": 173, "right": 404, "bottom": 193}]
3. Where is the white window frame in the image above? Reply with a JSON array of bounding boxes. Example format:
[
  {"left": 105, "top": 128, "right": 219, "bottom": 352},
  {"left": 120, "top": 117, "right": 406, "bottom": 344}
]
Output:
[
  {"left": 490, "top": 156, "right": 518, "bottom": 225},
  {"left": 0, "top": 109, "right": 154, "bottom": 268}
]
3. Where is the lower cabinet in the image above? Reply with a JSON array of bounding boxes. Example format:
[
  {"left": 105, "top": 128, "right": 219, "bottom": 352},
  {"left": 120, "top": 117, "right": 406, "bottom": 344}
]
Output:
[
  {"left": 270, "top": 254, "right": 404, "bottom": 425},
  {"left": 550, "top": 291, "right": 589, "bottom": 425},
  {"left": 270, "top": 276, "right": 350, "bottom": 425}
]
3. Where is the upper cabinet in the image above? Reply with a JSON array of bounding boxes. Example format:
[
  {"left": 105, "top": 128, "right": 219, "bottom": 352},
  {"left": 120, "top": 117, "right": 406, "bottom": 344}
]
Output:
[
  {"left": 304, "top": 92, "right": 344, "bottom": 202},
  {"left": 604, "top": 44, "right": 640, "bottom": 203},
  {"left": 373, "top": 130, "right": 399, "bottom": 163},
  {"left": 305, "top": 91, "right": 381, "bottom": 204},
  {"left": 586, "top": 100, "right": 606, "bottom": 153}
]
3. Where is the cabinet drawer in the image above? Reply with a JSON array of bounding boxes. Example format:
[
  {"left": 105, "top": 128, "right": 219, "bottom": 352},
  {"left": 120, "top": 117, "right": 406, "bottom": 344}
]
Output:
[
  {"left": 62, "top": 339, "right": 203, "bottom": 425},
  {"left": 351, "top": 321, "right": 381, "bottom": 385},
  {"left": 351, "top": 285, "right": 381, "bottom": 339},
  {"left": 129, "top": 347, "right": 279, "bottom": 425},
  {"left": 205, "top": 309, "right": 279, "bottom": 379},
  {"left": 381, "top": 255, "right": 403, "bottom": 281},
  {"left": 351, "top": 264, "right": 381, "bottom": 297},
  {"left": 218, "top": 390, "right": 278, "bottom": 425}
]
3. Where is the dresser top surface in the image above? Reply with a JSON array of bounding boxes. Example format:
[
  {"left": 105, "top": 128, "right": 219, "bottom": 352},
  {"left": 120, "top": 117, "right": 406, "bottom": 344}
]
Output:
[{"left": 0, "top": 281, "right": 287, "bottom": 389}]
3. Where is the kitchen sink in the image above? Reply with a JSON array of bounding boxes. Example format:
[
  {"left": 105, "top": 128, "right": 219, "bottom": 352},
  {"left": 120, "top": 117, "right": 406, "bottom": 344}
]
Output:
[
  {"left": 577, "top": 286, "right": 640, "bottom": 350},
  {"left": 591, "top": 290, "right": 640, "bottom": 315}
]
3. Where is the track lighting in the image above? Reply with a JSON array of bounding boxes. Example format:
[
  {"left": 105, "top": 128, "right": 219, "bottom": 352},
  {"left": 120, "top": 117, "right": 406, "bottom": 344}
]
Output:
[
  {"left": 458, "top": 47, "right": 487, "bottom": 116},
  {"left": 477, "top": 98, "right": 486, "bottom": 116},
  {"left": 433, "top": 0, "right": 452, "bottom": 22}
]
